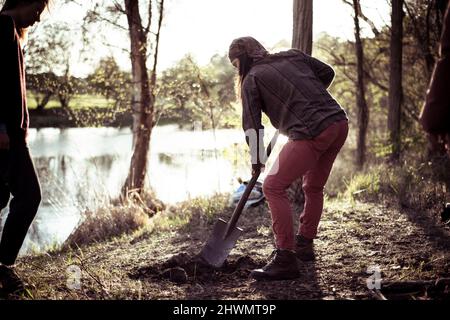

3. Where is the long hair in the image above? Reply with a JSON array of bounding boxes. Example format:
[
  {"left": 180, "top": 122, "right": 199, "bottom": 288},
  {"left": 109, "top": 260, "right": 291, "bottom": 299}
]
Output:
[
  {"left": 0, "top": 0, "right": 49, "bottom": 41},
  {"left": 235, "top": 53, "right": 255, "bottom": 100},
  {"left": 1, "top": 0, "right": 49, "bottom": 11}
]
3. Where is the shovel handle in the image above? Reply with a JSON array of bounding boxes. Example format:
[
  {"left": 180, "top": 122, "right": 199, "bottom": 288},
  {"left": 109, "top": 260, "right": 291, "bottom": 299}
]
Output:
[{"left": 224, "top": 131, "right": 279, "bottom": 238}]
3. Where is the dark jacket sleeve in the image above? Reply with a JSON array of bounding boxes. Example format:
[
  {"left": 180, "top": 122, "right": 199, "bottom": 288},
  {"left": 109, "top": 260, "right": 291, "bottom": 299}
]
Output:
[
  {"left": 241, "top": 74, "right": 265, "bottom": 166},
  {"left": 305, "top": 55, "right": 335, "bottom": 88},
  {"left": 420, "top": 3, "right": 450, "bottom": 134},
  {"left": 0, "top": 15, "right": 15, "bottom": 127}
]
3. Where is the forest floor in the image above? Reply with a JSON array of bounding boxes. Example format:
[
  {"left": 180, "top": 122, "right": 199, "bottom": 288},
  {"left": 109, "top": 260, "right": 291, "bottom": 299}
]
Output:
[{"left": 7, "top": 197, "right": 450, "bottom": 300}]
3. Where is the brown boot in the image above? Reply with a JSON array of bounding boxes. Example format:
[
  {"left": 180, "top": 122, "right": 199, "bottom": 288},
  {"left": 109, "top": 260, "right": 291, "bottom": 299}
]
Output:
[
  {"left": 295, "top": 234, "right": 315, "bottom": 261},
  {"left": 250, "top": 249, "right": 300, "bottom": 281}
]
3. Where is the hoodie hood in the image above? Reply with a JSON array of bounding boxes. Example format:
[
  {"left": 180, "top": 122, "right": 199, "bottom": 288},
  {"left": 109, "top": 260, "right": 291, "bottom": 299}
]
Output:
[{"left": 228, "top": 36, "right": 269, "bottom": 63}]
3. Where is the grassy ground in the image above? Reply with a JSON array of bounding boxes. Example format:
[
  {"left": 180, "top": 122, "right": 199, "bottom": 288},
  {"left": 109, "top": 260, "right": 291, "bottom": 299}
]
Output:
[{"left": 10, "top": 191, "right": 449, "bottom": 300}]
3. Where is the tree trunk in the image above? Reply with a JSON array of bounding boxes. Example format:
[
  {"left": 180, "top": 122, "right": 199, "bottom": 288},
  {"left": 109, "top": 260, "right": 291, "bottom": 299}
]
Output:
[
  {"left": 292, "top": 0, "right": 313, "bottom": 55},
  {"left": 291, "top": 0, "right": 313, "bottom": 210},
  {"left": 122, "top": 0, "right": 154, "bottom": 196},
  {"left": 388, "top": 0, "right": 403, "bottom": 161},
  {"left": 36, "top": 92, "right": 52, "bottom": 111},
  {"left": 353, "top": 0, "right": 369, "bottom": 169},
  {"left": 403, "top": 1, "right": 435, "bottom": 78},
  {"left": 58, "top": 93, "right": 70, "bottom": 109}
]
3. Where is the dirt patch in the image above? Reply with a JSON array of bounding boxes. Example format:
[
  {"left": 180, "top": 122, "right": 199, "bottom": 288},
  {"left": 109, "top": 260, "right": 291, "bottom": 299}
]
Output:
[{"left": 129, "top": 252, "right": 260, "bottom": 284}]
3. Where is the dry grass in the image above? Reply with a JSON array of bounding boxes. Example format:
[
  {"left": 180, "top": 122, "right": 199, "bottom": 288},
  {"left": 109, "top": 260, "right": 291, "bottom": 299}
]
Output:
[
  {"left": 63, "top": 190, "right": 166, "bottom": 249},
  {"left": 340, "top": 156, "right": 450, "bottom": 215},
  {"left": 63, "top": 205, "right": 150, "bottom": 248}
]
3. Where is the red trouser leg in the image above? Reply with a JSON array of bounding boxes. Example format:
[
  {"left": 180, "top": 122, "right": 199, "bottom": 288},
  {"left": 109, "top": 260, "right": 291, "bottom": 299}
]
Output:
[{"left": 262, "top": 120, "right": 348, "bottom": 250}]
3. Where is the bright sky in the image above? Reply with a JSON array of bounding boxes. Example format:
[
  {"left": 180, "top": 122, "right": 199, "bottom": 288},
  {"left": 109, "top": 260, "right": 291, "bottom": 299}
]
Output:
[{"left": 36, "top": 0, "right": 390, "bottom": 77}]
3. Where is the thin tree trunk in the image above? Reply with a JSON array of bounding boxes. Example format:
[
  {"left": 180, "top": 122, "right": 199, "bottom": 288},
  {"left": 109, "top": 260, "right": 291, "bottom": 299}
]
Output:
[
  {"left": 353, "top": 0, "right": 369, "bottom": 169},
  {"left": 58, "top": 94, "right": 70, "bottom": 109},
  {"left": 388, "top": 0, "right": 404, "bottom": 161},
  {"left": 292, "top": 0, "right": 313, "bottom": 55},
  {"left": 404, "top": 1, "right": 435, "bottom": 77},
  {"left": 291, "top": 0, "right": 313, "bottom": 209},
  {"left": 122, "top": 0, "right": 154, "bottom": 196},
  {"left": 36, "top": 92, "right": 52, "bottom": 111}
]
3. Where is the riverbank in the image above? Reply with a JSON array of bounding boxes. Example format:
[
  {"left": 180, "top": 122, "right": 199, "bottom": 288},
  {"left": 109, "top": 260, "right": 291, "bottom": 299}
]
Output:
[
  {"left": 29, "top": 108, "right": 189, "bottom": 129},
  {"left": 29, "top": 108, "right": 238, "bottom": 129},
  {"left": 29, "top": 108, "right": 133, "bottom": 128},
  {"left": 9, "top": 191, "right": 450, "bottom": 300}
]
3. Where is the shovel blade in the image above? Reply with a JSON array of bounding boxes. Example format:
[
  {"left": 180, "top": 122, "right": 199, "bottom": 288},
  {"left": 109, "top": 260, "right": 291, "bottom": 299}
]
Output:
[{"left": 200, "top": 218, "right": 243, "bottom": 268}]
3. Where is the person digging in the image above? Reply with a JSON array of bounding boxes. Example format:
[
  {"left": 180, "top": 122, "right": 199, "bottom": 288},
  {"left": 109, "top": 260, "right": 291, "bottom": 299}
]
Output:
[{"left": 228, "top": 36, "right": 348, "bottom": 281}]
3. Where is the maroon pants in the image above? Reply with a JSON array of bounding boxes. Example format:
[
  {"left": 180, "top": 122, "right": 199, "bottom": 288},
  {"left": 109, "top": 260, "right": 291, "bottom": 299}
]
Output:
[{"left": 263, "top": 120, "right": 348, "bottom": 250}]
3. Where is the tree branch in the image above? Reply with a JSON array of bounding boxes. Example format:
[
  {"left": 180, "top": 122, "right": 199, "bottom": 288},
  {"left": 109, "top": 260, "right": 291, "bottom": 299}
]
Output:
[
  {"left": 342, "top": 0, "right": 381, "bottom": 36},
  {"left": 150, "top": 0, "right": 165, "bottom": 88}
]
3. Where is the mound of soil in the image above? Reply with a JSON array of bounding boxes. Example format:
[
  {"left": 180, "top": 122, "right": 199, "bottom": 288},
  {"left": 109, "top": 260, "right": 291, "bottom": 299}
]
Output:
[{"left": 129, "top": 252, "right": 259, "bottom": 284}]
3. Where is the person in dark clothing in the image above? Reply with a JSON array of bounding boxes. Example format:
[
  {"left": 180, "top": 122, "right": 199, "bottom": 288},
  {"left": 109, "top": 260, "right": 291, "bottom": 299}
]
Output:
[
  {"left": 228, "top": 37, "right": 348, "bottom": 281},
  {"left": 420, "top": 2, "right": 450, "bottom": 158},
  {"left": 0, "top": 0, "right": 48, "bottom": 294}
]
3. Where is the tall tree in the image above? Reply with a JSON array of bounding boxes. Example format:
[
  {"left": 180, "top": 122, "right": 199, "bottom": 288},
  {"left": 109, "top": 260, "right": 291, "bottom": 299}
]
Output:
[
  {"left": 388, "top": 0, "right": 404, "bottom": 161},
  {"left": 87, "top": 56, "right": 131, "bottom": 110},
  {"left": 122, "top": 0, "right": 165, "bottom": 195},
  {"left": 352, "top": 0, "right": 369, "bottom": 169},
  {"left": 404, "top": 0, "right": 447, "bottom": 77},
  {"left": 291, "top": 0, "right": 313, "bottom": 210},
  {"left": 292, "top": 0, "right": 313, "bottom": 54},
  {"left": 57, "top": 63, "right": 74, "bottom": 109},
  {"left": 26, "top": 22, "right": 72, "bottom": 110},
  {"left": 68, "top": 0, "right": 165, "bottom": 196},
  {"left": 156, "top": 54, "right": 236, "bottom": 128}
]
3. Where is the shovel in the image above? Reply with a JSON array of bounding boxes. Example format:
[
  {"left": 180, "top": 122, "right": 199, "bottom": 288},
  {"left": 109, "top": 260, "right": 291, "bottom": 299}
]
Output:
[{"left": 199, "top": 131, "right": 279, "bottom": 268}]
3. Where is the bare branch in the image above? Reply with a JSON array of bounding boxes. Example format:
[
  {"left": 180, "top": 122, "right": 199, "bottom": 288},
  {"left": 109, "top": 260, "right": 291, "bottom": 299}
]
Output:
[
  {"left": 145, "top": 0, "right": 153, "bottom": 36},
  {"left": 67, "top": 0, "right": 128, "bottom": 31},
  {"left": 111, "top": 1, "right": 126, "bottom": 14},
  {"left": 150, "top": 0, "right": 165, "bottom": 88},
  {"left": 342, "top": 0, "right": 381, "bottom": 36},
  {"left": 403, "top": 1, "right": 435, "bottom": 74}
]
